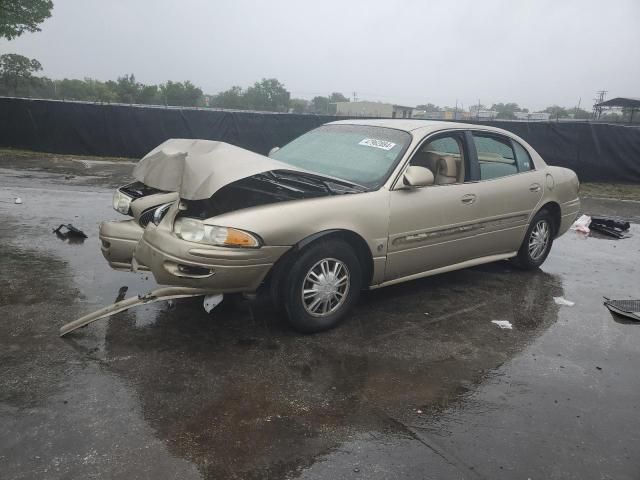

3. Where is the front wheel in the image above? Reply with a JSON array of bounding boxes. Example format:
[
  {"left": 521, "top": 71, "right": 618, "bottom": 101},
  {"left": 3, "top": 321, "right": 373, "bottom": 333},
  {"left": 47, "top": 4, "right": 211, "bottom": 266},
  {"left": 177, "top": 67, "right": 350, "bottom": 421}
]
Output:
[
  {"left": 283, "top": 239, "right": 362, "bottom": 333},
  {"left": 513, "top": 209, "right": 554, "bottom": 270}
]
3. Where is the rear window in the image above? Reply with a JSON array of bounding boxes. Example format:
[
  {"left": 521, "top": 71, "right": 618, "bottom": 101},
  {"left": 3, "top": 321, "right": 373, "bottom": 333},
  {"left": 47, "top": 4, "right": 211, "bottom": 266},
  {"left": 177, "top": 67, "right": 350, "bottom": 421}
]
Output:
[
  {"left": 473, "top": 134, "right": 518, "bottom": 180},
  {"left": 271, "top": 124, "right": 411, "bottom": 188}
]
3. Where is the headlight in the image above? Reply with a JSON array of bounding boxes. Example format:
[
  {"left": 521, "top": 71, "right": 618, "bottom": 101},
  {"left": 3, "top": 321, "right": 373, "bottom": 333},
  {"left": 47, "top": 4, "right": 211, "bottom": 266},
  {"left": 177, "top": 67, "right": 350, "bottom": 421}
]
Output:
[
  {"left": 174, "top": 217, "right": 261, "bottom": 248},
  {"left": 152, "top": 202, "right": 173, "bottom": 226},
  {"left": 112, "top": 189, "right": 133, "bottom": 215}
]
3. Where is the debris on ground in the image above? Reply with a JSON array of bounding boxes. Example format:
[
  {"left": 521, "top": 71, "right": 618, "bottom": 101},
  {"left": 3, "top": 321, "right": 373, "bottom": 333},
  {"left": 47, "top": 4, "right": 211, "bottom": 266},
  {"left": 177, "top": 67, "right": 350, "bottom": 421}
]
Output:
[
  {"left": 115, "top": 286, "right": 128, "bottom": 302},
  {"left": 603, "top": 297, "right": 640, "bottom": 322},
  {"left": 590, "top": 216, "right": 631, "bottom": 239},
  {"left": 53, "top": 223, "right": 88, "bottom": 239},
  {"left": 491, "top": 320, "right": 513, "bottom": 329},
  {"left": 554, "top": 296, "right": 575, "bottom": 307},
  {"left": 60, "top": 287, "right": 215, "bottom": 336},
  {"left": 14, "top": 197, "right": 23, "bottom": 204},
  {"left": 203, "top": 293, "right": 224, "bottom": 313},
  {"left": 571, "top": 214, "right": 591, "bottom": 233}
]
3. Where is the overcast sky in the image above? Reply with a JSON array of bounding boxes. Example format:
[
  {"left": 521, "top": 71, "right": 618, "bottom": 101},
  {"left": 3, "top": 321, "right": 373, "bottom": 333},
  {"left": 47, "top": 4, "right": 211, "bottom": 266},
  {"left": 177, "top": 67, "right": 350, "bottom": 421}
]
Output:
[{"left": 1, "top": 0, "right": 638, "bottom": 111}]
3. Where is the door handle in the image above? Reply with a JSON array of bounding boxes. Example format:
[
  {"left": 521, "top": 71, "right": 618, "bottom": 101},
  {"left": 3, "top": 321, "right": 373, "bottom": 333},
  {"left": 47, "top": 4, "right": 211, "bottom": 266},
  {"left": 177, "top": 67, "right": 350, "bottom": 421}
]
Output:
[
  {"left": 461, "top": 194, "right": 476, "bottom": 205},
  {"left": 529, "top": 183, "right": 542, "bottom": 192}
]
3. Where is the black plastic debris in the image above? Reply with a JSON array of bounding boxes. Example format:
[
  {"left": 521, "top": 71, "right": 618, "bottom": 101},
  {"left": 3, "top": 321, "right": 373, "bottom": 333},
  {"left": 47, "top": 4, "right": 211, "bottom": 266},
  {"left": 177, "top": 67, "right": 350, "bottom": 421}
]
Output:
[
  {"left": 603, "top": 297, "right": 640, "bottom": 322},
  {"left": 590, "top": 216, "right": 631, "bottom": 239},
  {"left": 115, "top": 286, "right": 128, "bottom": 302},
  {"left": 53, "top": 224, "right": 88, "bottom": 241}
]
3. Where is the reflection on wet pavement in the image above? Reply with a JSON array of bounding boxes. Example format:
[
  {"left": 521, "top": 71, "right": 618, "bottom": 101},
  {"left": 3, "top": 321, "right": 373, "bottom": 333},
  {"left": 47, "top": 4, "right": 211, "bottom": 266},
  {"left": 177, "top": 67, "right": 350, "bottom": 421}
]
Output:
[{"left": 1, "top": 160, "right": 640, "bottom": 479}]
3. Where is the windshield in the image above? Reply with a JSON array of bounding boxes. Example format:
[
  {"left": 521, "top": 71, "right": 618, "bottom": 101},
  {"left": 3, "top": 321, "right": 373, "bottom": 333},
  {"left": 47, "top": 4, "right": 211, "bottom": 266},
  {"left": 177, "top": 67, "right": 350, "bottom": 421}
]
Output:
[{"left": 270, "top": 124, "right": 411, "bottom": 188}]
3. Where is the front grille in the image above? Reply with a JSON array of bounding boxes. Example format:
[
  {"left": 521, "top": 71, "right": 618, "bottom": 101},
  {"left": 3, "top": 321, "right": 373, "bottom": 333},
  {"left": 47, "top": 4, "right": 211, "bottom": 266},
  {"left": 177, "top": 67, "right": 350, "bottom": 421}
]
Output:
[{"left": 138, "top": 208, "right": 156, "bottom": 228}]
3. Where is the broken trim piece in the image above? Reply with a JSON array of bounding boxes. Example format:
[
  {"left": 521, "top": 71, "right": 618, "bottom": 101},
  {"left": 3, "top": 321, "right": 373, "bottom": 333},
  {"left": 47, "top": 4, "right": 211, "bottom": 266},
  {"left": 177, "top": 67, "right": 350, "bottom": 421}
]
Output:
[{"left": 59, "top": 287, "right": 217, "bottom": 337}]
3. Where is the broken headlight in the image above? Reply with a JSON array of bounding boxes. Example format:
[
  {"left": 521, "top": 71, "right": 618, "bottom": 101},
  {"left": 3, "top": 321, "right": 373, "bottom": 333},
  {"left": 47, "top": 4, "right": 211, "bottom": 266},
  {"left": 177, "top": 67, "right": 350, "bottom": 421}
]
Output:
[
  {"left": 174, "top": 217, "right": 261, "bottom": 248},
  {"left": 112, "top": 189, "right": 133, "bottom": 215}
]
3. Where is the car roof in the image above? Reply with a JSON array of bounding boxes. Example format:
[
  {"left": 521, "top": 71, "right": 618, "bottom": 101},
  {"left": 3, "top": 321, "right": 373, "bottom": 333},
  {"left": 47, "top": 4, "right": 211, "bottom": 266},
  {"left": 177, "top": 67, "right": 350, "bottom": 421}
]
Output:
[{"left": 326, "top": 118, "right": 510, "bottom": 136}]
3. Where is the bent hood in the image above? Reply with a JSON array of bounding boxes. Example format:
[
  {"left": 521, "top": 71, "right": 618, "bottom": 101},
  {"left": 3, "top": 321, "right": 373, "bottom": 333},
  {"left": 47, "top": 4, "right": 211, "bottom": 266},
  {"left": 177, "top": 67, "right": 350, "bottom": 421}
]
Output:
[{"left": 132, "top": 139, "right": 306, "bottom": 201}]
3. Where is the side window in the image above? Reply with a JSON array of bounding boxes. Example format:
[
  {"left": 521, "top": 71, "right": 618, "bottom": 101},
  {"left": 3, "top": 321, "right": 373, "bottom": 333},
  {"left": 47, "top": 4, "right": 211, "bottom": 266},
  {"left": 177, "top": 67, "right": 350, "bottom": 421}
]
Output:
[
  {"left": 513, "top": 140, "right": 533, "bottom": 172},
  {"left": 410, "top": 135, "right": 465, "bottom": 185},
  {"left": 472, "top": 134, "right": 518, "bottom": 180}
]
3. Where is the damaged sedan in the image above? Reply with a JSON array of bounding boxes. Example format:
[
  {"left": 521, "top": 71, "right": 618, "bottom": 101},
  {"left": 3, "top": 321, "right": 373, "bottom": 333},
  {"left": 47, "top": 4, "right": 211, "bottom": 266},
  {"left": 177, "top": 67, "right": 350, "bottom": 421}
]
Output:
[{"left": 97, "top": 120, "right": 580, "bottom": 333}]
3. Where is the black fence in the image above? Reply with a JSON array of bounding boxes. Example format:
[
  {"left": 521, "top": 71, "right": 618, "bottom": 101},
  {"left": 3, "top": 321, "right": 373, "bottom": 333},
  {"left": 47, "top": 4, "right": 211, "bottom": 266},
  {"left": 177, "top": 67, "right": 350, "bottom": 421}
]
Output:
[{"left": 1, "top": 97, "right": 639, "bottom": 183}]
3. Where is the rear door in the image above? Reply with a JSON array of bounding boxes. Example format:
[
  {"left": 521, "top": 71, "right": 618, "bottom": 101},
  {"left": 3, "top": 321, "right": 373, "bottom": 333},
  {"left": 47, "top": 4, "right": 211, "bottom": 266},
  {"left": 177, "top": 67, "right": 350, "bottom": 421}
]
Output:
[{"left": 464, "top": 130, "right": 545, "bottom": 255}]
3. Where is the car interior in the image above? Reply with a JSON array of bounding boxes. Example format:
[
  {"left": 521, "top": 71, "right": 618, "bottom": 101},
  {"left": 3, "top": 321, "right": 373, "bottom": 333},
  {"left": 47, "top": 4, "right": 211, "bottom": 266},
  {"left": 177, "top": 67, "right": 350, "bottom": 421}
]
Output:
[{"left": 410, "top": 137, "right": 465, "bottom": 184}]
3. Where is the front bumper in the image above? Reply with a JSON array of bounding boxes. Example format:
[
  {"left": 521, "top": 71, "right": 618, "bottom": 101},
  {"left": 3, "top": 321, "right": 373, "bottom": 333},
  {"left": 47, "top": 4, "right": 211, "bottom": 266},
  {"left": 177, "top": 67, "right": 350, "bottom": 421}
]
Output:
[
  {"left": 99, "top": 219, "right": 145, "bottom": 270},
  {"left": 134, "top": 223, "right": 291, "bottom": 292}
]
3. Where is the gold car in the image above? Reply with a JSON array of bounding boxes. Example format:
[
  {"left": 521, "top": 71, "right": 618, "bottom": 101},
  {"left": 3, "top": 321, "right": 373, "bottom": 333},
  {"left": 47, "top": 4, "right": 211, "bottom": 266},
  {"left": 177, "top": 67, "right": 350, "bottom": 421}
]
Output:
[{"left": 100, "top": 119, "right": 580, "bottom": 332}]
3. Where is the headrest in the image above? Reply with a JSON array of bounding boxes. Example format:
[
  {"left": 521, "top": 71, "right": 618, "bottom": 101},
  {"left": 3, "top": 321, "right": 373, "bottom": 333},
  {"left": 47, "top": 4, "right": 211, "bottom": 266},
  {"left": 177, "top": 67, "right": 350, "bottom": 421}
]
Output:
[{"left": 438, "top": 156, "right": 458, "bottom": 177}]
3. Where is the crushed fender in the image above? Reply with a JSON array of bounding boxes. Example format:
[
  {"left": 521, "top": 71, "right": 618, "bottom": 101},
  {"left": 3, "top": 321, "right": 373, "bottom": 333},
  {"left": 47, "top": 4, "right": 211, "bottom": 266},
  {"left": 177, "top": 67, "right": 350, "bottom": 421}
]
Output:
[{"left": 60, "top": 287, "right": 217, "bottom": 337}]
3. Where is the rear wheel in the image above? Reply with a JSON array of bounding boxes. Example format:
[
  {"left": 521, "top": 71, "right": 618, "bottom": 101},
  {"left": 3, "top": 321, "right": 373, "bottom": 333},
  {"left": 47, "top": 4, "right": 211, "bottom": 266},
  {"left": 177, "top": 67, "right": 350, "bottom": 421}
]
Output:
[
  {"left": 283, "top": 239, "right": 362, "bottom": 333},
  {"left": 513, "top": 209, "right": 554, "bottom": 269}
]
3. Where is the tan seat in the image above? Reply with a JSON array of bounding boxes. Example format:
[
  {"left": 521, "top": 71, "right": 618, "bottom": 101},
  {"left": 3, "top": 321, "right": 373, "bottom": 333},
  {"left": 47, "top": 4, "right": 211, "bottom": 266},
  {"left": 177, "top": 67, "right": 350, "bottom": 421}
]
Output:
[{"left": 435, "top": 156, "right": 458, "bottom": 184}]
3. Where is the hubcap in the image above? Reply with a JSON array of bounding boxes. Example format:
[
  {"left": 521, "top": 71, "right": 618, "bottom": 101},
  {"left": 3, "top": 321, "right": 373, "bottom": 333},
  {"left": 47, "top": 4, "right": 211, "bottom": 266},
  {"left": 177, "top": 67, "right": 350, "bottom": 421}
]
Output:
[
  {"left": 528, "top": 220, "right": 550, "bottom": 261},
  {"left": 302, "top": 258, "right": 350, "bottom": 317}
]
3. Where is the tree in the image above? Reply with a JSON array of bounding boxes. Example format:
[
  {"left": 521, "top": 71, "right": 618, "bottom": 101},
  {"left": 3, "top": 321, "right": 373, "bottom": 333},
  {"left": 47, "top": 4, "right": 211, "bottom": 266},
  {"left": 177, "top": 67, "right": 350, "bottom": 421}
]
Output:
[
  {"left": 567, "top": 107, "right": 591, "bottom": 119},
  {"left": 0, "top": 53, "right": 42, "bottom": 94},
  {"left": 329, "top": 92, "right": 349, "bottom": 103},
  {"left": 210, "top": 85, "right": 245, "bottom": 109},
  {"left": 159, "top": 80, "right": 203, "bottom": 107},
  {"left": 244, "top": 78, "right": 290, "bottom": 112},
  {"left": 0, "top": 0, "right": 53, "bottom": 40},
  {"left": 310, "top": 96, "right": 330, "bottom": 113},
  {"left": 115, "top": 74, "right": 142, "bottom": 103},
  {"left": 544, "top": 105, "right": 568, "bottom": 119},
  {"left": 416, "top": 103, "right": 440, "bottom": 112},
  {"left": 491, "top": 102, "right": 524, "bottom": 120},
  {"left": 289, "top": 98, "right": 309, "bottom": 114}
]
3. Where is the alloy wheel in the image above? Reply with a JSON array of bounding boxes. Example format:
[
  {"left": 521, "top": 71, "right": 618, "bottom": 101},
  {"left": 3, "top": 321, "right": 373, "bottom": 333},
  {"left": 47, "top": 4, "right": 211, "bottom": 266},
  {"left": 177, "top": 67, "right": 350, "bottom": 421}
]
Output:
[
  {"left": 301, "top": 258, "right": 350, "bottom": 317},
  {"left": 528, "top": 220, "right": 550, "bottom": 261}
]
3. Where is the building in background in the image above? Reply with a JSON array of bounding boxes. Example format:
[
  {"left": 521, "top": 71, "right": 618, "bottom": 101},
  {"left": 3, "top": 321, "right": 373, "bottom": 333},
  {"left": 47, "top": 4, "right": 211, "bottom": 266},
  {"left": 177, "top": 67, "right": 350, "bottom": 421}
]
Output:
[
  {"left": 333, "top": 101, "right": 413, "bottom": 118},
  {"left": 514, "top": 111, "right": 551, "bottom": 121}
]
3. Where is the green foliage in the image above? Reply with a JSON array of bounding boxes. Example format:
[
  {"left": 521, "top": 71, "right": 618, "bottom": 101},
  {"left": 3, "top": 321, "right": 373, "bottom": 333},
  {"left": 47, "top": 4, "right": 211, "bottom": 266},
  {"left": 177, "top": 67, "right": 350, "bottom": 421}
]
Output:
[
  {"left": 0, "top": 0, "right": 53, "bottom": 40},
  {"left": 289, "top": 98, "right": 309, "bottom": 114},
  {"left": 491, "top": 102, "right": 525, "bottom": 119},
  {"left": 310, "top": 96, "right": 330, "bottom": 113},
  {"left": 567, "top": 107, "right": 591, "bottom": 119},
  {"left": 159, "top": 80, "right": 203, "bottom": 107},
  {"left": 544, "top": 105, "right": 568, "bottom": 118},
  {"left": 0, "top": 53, "right": 42, "bottom": 94},
  {"left": 416, "top": 103, "right": 441, "bottom": 112},
  {"left": 243, "top": 78, "right": 290, "bottom": 112},
  {"left": 329, "top": 92, "right": 349, "bottom": 103}
]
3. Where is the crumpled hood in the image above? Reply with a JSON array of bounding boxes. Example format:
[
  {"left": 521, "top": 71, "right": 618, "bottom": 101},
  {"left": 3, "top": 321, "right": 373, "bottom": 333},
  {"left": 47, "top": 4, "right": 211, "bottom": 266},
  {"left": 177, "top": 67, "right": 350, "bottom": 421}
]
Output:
[{"left": 132, "top": 139, "right": 307, "bottom": 201}]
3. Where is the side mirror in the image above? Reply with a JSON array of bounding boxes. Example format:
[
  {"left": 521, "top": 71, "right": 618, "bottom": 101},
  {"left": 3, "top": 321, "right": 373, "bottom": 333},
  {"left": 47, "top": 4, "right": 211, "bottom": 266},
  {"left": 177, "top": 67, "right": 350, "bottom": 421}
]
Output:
[
  {"left": 402, "top": 166, "right": 434, "bottom": 188},
  {"left": 268, "top": 146, "right": 280, "bottom": 157}
]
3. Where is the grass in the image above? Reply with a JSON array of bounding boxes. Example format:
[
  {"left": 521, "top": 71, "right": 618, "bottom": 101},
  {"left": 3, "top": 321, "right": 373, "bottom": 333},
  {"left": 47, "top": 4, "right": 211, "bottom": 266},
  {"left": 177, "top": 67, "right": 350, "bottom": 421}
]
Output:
[
  {"left": 580, "top": 182, "right": 640, "bottom": 202},
  {"left": 0, "top": 147, "right": 134, "bottom": 162}
]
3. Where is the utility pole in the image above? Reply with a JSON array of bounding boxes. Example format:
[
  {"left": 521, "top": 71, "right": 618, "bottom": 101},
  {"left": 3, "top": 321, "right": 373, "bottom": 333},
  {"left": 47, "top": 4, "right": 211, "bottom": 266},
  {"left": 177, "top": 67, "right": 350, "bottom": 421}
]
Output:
[
  {"left": 352, "top": 91, "right": 358, "bottom": 102},
  {"left": 592, "top": 90, "right": 607, "bottom": 119}
]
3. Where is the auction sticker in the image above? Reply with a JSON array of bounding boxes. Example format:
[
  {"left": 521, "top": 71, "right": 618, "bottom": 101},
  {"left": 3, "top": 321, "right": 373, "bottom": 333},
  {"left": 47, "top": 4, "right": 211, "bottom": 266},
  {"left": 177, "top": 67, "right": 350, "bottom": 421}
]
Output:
[{"left": 358, "top": 138, "right": 396, "bottom": 150}]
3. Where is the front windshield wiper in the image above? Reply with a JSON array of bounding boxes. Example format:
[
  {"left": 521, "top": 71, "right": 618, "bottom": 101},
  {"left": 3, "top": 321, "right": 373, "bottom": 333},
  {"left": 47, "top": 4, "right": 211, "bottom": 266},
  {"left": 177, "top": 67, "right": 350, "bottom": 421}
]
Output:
[{"left": 270, "top": 170, "right": 369, "bottom": 194}]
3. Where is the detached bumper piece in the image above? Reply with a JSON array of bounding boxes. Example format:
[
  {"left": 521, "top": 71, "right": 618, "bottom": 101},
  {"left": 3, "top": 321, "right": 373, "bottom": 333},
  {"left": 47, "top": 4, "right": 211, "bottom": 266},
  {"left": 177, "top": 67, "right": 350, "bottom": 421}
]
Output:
[
  {"left": 59, "top": 287, "right": 217, "bottom": 337},
  {"left": 590, "top": 216, "right": 631, "bottom": 239},
  {"left": 604, "top": 297, "right": 640, "bottom": 322}
]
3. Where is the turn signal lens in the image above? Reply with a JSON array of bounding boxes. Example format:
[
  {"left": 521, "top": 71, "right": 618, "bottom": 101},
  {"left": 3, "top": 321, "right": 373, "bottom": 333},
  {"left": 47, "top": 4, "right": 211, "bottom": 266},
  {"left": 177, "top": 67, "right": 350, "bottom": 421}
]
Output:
[{"left": 174, "top": 218, "right": 260, "bottom": 248}]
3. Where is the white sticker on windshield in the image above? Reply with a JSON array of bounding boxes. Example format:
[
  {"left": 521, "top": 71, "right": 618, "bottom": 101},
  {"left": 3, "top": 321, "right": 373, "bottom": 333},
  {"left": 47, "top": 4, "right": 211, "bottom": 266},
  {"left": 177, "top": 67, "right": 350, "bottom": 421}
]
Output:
[{"left": 358, "top": 138, "right": 396, "bottom": 151}]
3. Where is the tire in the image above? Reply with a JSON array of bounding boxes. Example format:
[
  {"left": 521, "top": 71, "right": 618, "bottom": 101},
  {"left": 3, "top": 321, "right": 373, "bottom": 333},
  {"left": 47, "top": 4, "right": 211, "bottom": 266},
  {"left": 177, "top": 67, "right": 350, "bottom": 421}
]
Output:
[
  {"left": 283, "top": 239, "right": 362, "bottom": 333},
  {"left": 513, "top": 209, "right": 555, "bottom": 270}
]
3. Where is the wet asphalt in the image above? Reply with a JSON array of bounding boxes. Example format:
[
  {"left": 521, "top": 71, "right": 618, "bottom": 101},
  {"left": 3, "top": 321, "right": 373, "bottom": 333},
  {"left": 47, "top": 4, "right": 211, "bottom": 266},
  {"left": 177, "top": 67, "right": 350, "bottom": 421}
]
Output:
[{"left": 1, "top": 156, "right": 639, "bottom": 480}]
